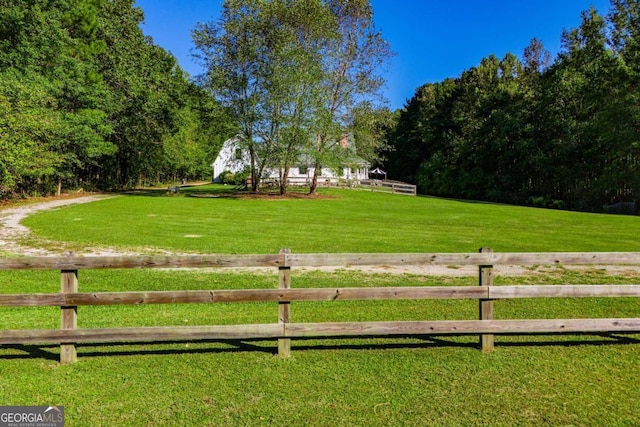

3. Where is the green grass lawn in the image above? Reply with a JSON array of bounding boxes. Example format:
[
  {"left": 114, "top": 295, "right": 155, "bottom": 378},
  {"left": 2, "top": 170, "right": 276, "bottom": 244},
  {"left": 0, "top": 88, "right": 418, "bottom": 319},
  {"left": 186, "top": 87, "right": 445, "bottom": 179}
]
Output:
[
  {"left": 17, "top": 185, "right": 640, "bottom": 254},
  {"left": 2, "top": 187, "right": 640, "bottom": 426},
  {"left": 1, "top": 269, "right": 639, "bottom": 426}
]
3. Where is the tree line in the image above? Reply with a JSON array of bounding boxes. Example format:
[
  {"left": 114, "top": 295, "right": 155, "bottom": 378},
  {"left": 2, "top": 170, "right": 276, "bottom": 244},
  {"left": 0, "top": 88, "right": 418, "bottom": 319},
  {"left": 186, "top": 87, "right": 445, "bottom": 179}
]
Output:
[
  {"left": 385, "top": 0, "right": 640, "bottom": 212},
  {"left": 0, "top": 0, "right": 233, "bottom": 199},
  {"left": 1, "top": 0, "right": 392, "bottom": 199},
  {"left": 9, "top": 0, "right": 635, "bottom": 209}
]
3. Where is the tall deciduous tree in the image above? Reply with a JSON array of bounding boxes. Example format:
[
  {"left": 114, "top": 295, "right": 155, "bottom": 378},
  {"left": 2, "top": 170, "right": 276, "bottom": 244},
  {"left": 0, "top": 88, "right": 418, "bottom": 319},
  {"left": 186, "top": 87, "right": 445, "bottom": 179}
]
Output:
[
  {"left": 308, "top": 0, "right": 392, "bottom": 194},
  {"left": 257, "top": 0, "right": 336, "bottom": 195},
  {"left": 0, "top": 0, "right": 114, "bottom": 196},
  {"left": 96, "top": 0, "right": 195, "bottom": 188},
  {"left": 193, "top": 0, "right": 264, "bottom": 191},
  {"left": 194, "top": 0, "right": 391, "bottom": 194}
]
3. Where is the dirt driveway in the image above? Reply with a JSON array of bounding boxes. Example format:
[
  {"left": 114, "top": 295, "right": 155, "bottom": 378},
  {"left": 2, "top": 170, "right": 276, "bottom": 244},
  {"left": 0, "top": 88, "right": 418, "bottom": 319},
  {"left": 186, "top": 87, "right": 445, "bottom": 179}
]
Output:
[{"left": 0, "top": 195, "right": 116, "bottom": 256}]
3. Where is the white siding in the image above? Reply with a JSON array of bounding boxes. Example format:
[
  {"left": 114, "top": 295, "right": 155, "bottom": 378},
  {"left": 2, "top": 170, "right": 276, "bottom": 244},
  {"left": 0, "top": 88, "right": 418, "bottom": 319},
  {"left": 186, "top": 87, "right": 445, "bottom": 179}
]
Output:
[{"left": 210, "top": 137, "right": 251, "bottom": 182}]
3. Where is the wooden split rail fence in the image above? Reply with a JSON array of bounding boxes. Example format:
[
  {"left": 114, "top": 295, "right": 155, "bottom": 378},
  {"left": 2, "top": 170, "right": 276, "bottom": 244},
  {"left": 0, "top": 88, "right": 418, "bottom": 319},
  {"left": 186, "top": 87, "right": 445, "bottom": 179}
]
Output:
[
  {"left": 359, "top": 180, "right": 417, "bottom": 195},
  {"left": 1, "top": 249, "right": 640, "bottom": 363}
]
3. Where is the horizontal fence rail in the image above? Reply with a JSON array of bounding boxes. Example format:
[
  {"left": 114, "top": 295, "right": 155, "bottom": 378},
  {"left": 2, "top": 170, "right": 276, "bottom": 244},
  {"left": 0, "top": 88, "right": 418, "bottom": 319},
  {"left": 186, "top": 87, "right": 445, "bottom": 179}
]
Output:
[
  {"left": 1, "top": 250, "right": 640, "bottom": 363},
  {"left": 2, "top": 285, "right": 640, "bottom": 307},
  {"left": 3, "top": 251, "right": 640, "bottom": 270},
  {"left": 357, "top": 180, "right": 417, "bottom": 195},
  {"left": 2, "top": 319, "right": 639, "bottom": 345}
]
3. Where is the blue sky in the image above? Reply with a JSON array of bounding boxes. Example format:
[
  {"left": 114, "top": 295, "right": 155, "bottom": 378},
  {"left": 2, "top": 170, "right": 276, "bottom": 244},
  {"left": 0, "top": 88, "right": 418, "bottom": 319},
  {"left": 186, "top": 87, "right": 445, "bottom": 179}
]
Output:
[{"left": 135, "top": 0, "right": 612, "bottom": 110}]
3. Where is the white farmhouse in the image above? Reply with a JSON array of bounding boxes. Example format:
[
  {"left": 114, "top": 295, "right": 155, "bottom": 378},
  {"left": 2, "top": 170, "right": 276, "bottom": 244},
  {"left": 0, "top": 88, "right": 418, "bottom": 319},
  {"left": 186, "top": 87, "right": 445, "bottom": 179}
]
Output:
[
  {"left": 211, "top": 135, "right": 370, "bottom": 185},
  {"left": 210, "top": 136, "right": 252, "bottom": 181}
]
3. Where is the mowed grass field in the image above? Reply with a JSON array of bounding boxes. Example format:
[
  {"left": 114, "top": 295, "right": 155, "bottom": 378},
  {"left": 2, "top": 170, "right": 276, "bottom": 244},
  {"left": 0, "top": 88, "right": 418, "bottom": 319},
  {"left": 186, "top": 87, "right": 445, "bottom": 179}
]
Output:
[
  {"left": 1, "top": 186, "right": 640, "bottom": 426},
  {"left": 18, "top": 185, "right": 640, "bottom": 254}
]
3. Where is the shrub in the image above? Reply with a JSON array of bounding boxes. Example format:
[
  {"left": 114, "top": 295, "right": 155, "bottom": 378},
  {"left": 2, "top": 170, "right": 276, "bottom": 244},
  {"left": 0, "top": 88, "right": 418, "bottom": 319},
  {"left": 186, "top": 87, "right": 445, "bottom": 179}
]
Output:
[
  {"left": 219, "top": 169, "right": 249, "bottom": 186},
  {"left": 218, "top": 170, "right": 236, "bottom": 185}
]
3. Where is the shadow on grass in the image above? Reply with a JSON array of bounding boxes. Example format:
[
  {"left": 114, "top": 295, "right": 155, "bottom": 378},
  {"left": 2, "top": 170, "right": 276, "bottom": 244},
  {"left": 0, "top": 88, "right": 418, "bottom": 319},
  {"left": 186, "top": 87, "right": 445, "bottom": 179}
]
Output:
[
  {"left": 1, "top": 344, "right": 60, "bottom": 361},
  {"left": 119, "top": 184, "right": 320, "bottom": 200},
  {"left": 2, "top": 334, "right": 639, "bottom": 361},
  {"left": 119, "top": 185, "right": 242, "bottom": 199},
  {"left": 119, "top": 188, "right": 272, "bottom": 200}
]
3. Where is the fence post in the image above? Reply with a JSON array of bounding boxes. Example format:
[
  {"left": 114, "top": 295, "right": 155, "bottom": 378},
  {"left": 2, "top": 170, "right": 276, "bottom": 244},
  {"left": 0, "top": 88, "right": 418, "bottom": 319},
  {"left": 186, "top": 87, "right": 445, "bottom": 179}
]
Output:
[
  {"left": 478, "top": 247, "right": 494, "bottom": 352},
  {"left": 60, "top": 266, "right": 78, "bottom": 364},
  {"left": 278, "top": 248, "right": 291, "bottom": 357}
]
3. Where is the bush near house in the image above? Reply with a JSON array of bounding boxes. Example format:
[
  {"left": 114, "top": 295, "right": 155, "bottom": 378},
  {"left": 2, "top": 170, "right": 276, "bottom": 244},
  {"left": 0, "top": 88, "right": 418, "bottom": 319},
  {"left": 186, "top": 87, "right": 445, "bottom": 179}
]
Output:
[{"left": 218, "top": 169, "right": 249, "bottom": 186}]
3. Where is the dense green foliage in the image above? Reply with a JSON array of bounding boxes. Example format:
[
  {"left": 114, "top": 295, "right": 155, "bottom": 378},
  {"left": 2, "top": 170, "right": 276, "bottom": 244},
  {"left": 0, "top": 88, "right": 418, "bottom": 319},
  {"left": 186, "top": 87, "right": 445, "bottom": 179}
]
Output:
[
  {"left": 385, "top": 1, "right": 640, "bottom": 212},
  {"left": 0, "top": 0, "right": 233, "bottom": 199}
]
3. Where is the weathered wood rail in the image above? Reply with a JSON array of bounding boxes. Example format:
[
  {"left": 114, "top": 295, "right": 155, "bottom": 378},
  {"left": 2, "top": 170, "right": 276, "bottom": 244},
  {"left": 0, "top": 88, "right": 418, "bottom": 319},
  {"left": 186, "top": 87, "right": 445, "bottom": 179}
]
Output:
[
  {"left": 358, "top": 180, "right": 417, "bottom": 195},
  {"left": 1, "top": 250, "right": 640, "bottom": 363}
]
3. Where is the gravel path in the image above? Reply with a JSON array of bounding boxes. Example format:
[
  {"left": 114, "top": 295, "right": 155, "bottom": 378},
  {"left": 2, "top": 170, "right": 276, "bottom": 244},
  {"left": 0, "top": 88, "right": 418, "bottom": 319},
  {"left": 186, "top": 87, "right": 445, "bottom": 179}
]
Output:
[{"left": 0, "top": 195, "right": 118, "bottom": 256}]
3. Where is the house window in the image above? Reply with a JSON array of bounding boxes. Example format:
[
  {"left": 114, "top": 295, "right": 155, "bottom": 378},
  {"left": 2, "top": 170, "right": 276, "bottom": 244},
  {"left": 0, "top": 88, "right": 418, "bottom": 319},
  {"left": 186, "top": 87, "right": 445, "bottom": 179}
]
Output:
[
  {"left": 299, "top": 165, "right": 308, "bottom": 175},
  {"left": 235, "top": 148, "right": 242, "bottom": 160}
]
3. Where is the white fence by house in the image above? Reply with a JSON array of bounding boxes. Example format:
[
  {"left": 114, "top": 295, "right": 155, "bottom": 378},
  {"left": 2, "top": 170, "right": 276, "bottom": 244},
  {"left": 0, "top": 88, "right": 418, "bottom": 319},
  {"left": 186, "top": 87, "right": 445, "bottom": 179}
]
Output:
[{"left": 258, "top": 177, "right": 417, "bottom": 195}]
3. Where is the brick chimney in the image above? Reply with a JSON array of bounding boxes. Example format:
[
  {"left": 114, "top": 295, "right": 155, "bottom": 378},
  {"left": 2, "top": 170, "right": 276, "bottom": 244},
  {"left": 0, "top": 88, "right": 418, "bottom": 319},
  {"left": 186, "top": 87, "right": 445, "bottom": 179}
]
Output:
[{"left": 339, "top": 134, "right": 349, "bottom": 149}]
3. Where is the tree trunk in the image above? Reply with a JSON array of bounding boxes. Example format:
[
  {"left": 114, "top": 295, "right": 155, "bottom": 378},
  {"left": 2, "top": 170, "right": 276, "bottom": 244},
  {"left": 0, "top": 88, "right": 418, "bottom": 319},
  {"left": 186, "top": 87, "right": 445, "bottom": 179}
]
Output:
[
  {"left": 280, "top": 168, "right": 289, "bottom": 195},
  {"left": 309, "top": 161, "right": 320, "bottom": 194},
  {"left": 57, "top": 178, "right": 62, "bottom": 196},
  {"left": 250, "top": 148, "right": 259, "bottom": 192}
]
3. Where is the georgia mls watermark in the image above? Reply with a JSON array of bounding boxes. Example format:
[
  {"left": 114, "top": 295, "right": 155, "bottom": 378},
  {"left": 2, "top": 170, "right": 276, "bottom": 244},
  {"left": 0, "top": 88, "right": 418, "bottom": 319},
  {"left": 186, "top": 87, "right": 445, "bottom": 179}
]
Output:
[{"left": 0, "top": 406, "right": 64, "bottom": 427}]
